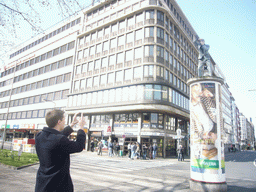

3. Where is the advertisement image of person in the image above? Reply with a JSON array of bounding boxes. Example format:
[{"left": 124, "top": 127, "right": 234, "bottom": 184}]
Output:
[
  {"left": 35, "top": 110, "right": 86, "bottom": 192},
  {"left": 191, "top": 83, "right": 218, "bottom": 160}
]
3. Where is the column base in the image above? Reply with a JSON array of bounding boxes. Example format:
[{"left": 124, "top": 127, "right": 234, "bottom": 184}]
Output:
[{"left": 190, "top": 179, "right": 227, "bottom": 192}]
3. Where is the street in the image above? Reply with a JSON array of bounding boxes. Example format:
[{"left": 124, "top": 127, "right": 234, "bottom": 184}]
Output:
[{"left": 0, "top": 150, "right": 256, "bottom": 191}]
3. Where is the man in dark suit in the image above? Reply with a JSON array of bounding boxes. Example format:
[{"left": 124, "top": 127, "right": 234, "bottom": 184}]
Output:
[{"left": 35, "top": 110, "right": 86, "bottom": 192}]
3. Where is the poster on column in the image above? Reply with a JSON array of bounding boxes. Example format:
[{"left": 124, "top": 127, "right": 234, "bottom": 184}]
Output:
[{"left": 190, "top": 82, "right": 224, "bottom": 182}]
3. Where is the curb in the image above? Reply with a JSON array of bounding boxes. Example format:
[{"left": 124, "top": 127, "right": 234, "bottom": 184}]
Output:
[{"left": 0, "top": 162, "right": 39, "bottom": 170}]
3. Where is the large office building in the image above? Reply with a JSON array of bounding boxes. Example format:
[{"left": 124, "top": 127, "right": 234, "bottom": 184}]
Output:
[
  {"left": 64, "top": 0, "right": 200, "bottom": 157},
  {"left": 0, "top": 13, "right": 82, "bottom": 140}
]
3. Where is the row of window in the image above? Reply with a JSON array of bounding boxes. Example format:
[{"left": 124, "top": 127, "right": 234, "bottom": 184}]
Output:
[
  {"left": 77, "top": 26, "right": 197, "bottom": 67},
  {"left": 0, "top": 89, "right": 69, "bottom": 109},
  {"left": 75, "top": 44, "right": 196, "bottom": 84},
  {"left": 9, "top": 18, "right": 80, "bottom": 59},
  {"left": 69, "top": 84, "right": 190, "bottom": 111},
  {"left": 73, "top": 64, "right": 190, "bottom": 94},
  {"left": 86, "top": 0, "right": 194, "bottom": 41},
  {"left": 1, "top": 41, "right": 75, "bottom": 80},
  {"left": 81, "top": 9, "right": 197, "bottom": 61},
  {"left": 13, "top": 57, "right": 73, "bottom": 84},
  {"left": 0, "top": 73, "right": 71, "bottom": 98},
  {"left": 0, "top": 109, "right": 48, "bottom": 120}
]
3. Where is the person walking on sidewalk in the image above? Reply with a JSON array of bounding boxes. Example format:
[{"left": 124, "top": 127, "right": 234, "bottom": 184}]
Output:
[
  {"left": 128, "top": 143, "right": 131, "bottom": 159},
  {"left": 149, "top": 144, "right": 153, "bottom": 159},
  {"left": 90, "top": 140, "right": 94, "bottom": 152},
  {"left": 115, "top": 143, "right": 120, "bottom": 156},
  {"left": 142, "top": 144, "right": 148, "bottom": 160},
  {"left": 35, "top": 110, "right": 86, "bottom": 192},
  {"left": 131, "top": 143, "right": 137, "bottom": 160},
  {"left": 108, "top": 140, "right": 113, "bottom": 157},
  {"left": 177, "top": 145, "right": 184, "bottom": 161},
  {"left": 152, "top": 143, "right": 158, "bottom": 159},
  {"left": 97, "top": 141, "right": 103, "bottom": 156}
]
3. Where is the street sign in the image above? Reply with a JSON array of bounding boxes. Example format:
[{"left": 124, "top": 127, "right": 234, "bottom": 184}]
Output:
[{"left": 122, "top": 134, "right": 126, "bottom": 138}]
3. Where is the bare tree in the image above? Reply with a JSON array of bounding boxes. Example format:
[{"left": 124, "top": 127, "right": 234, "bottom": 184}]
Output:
[{"left": 0, "top": 0, "right": 87, "bottom": 66}]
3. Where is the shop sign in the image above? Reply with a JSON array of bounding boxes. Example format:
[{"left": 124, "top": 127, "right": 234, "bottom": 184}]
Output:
[
  {"left": 91, "top": 131, "right": 102, "bottom": 137},
  {"left": 141, "top": 132, "right": 165, "bottom": 136},
  {"left": 20, "top": 124, "right": 35, "bottom": 129},
  {"left": 13, "top": 125, "right": 19, "bottom": 129},
  {"left": 1, "top": 124, "right": 10, "bottom": 129}
]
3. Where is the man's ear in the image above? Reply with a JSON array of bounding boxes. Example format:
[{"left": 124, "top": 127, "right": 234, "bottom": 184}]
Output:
[{"left": 57, "top": 119, "right": 62, "bottom": 125}]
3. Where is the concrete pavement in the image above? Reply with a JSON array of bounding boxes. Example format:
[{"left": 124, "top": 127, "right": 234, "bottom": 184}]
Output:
[{"left": 0, "top": 150, "right": 256, "bottom": 191}]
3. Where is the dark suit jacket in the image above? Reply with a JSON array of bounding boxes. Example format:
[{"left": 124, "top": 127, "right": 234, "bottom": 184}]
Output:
[{"left": 35, "top": 126, "right": 85, "bottom": 192}]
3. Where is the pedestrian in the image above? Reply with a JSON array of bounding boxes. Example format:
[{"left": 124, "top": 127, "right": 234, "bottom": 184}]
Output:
[
  {"left": 135, "top": 143, "right": 140, "bottom": 159},
  {"left": 35, "top": 110, "right": 86, "bottom": 192},
  {"left": 98, "top": 141, "right": 103, "bottom": 156},
  {"left": 108, "top": 139, "right": 113, "bottom": 157},
  {"left": 128, "top": 143, "right": 131, "bottom": 159},
  {"left": 91, "top": 140, "right": 94, "bottom": 152},
  {"left": 131, "top": 143, "right": 137, "bottom": 160},
  {"left": 152, "top": 143, "right": 158, "bottom": 159},
  {"left": 142, "top": 144, "right": 148, "bottom": 160},
  {"left": 113, "top": 141, "right": 117, "bottom": 156},
  {"left": 116, "top": 143, "right": 120, "bottom": 156},
  {"left": 177, "top": 145, "right": 184, "bottom": 161},
  {"left": 149, "top": 144, "right": 153, "bottom": 159}
]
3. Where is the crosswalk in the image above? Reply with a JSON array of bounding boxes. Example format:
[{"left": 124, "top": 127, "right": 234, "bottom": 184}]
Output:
[{"left": 70, "top": 154, "right": 175, "bottom": 173}]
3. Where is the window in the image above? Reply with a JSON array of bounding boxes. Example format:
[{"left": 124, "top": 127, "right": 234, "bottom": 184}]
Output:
[
  {"left": 134, "top": 47, "right": 142, "bottom": 59},
  {"left": 118, "top": 35, "right": 125, "bottom": 46},
  {"left": 96, "top": 44, "right": 102, "bottom": 53},
  {"left": 93, "top": 76, "right": 99, "bottom": 87},
  {"left": 145, "top": 84, "right": 153, "bottom": 100},
  {"left": 145, "top": 27, "right": 154, "bottom": 37},
  {"left": 111, "top": 23, "right": 118, "bottom": 33},
  {"left": 87, "top": 78, "right": 92, "bottom": 88},
  {"left": 95, "top": 59, "right": 100, "bottom": 69},
  {"left": 136, "top": 12, "right": 143, "bottom": 23},
  {"left": 100, "top": 74, "right": 107, "bottom": 85},
  {"left": 117, "top": 52, "right": 124, "bottom": 63},
  {"left": 157, "top": 46, "right": 164, "bottom": 58},
  {"left": 116, "top": 71, "right": 123, "bottom": 82},
  {"left": 110, "top": 38, "right": 117, "bottom": 49},
  {"left": 144, "top": 45, "right": 154, "bottom": 57},
  {"left": 98, "top": 29, "right": 103, "bottom": 38},
  {"left": 89, "top": 46, "right": 95, "bottom": 56},
  {"left": 157, "top": 27, "right": 164, "bottom": 39},
  {"left": 88, "top": 61, "right": 94, "bottom": 71},
  {"left": 135, "top": 29, "right": 143, "bottom": 41},
  {"left": 56, "top": 75, "right": 63, "bottom": 84},
  {"left": 104, "top": 27, "right": 110, "bottom": 36},
  {"left": 109, "top": 55, "right": 116, "bottom": 66},
  {"left": 83, "top": 48, "right": 89, "bottom": 58},
  {"left": 145, "top": 10, "right": 154, "bottom": 19},
  {"left": 103, "top": 41, "right": 109, "bottom": 51},
  {"left": 134, "top": 66, "right": 142, "bottom": 79},
  {"left": 127, "top": 16, "right": 135, "bottom": 27},
  {"left": 157, "top": 11, "right": 164, "bottom": 21},
  {"left": 124, "top": 69, "right": 132, "bottom": 81},
  {"left": 101, "top": 57, "right": 108, "bottom": 68},
  {"left": 119, "top": 20, "right": 126, "bottom": 30},
  {"left": 82, "top": 63, "right": 87, "bottom": 73},
  {"left": 126, "top": 32, "right": 134, "bottom": 43},
  {"left": 154, "top": 85, "right": 161, "bottom": 100},
  {"left": 125, "top": 50, "right": 133, "bottom": 61},
  {"left": 108, "top": 72, "right": 114, "bottom": 84},
  {"left": 76, "top": 65, "right": 81, "bottom": 74},
  {"left": 91, "top": 32, "right": 96, "bottom": 41},
  {"left": 144, "top": 65, "right": 154, "bottom": 77}
]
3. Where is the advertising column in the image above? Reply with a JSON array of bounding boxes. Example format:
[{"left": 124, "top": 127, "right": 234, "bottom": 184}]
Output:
[{"left": 188, "top": 77, "right": 227, "bottom": 192}]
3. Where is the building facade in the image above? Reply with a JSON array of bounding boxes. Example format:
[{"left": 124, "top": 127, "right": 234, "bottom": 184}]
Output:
[
  {"left": 65, "top": 0, "right": 200, "bottom": 157},
  {"left": 0, "top": 14, "right": 82, "bottom": 141}
]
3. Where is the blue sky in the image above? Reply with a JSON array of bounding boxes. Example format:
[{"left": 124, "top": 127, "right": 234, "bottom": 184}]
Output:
[{"left": 176, "top": 0, "right": 256, "bottom": 124}]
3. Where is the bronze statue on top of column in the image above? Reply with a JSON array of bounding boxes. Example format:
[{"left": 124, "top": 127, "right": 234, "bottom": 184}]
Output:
[{"left": 194, "top": 38, "right": 214, "bottom": 77}]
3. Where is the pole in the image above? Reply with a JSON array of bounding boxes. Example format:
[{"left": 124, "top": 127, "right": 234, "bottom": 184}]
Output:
[{"left": 1, "top": 63, "right": 17, "bottom": 149}]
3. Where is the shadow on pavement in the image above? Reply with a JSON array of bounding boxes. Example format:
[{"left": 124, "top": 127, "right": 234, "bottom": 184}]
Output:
[
  {"left": 225, "top": 151, "right": 256, "bottom": 162},
  {"left": 228, "top": 185, "right": 256, "bottom": 192}
]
